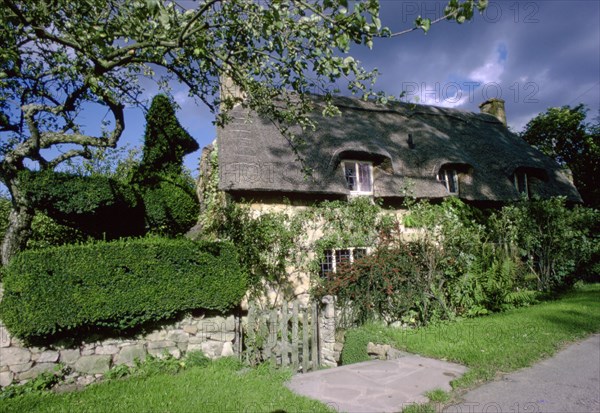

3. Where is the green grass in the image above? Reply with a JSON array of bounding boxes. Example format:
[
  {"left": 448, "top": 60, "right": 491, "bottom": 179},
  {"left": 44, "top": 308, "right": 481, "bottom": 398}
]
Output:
[
  {"left": 0, "top": 358, "right": 333, "bottom": 413},
  {"left": 343, "top": 283, "right": 600, "bottom": 389}
]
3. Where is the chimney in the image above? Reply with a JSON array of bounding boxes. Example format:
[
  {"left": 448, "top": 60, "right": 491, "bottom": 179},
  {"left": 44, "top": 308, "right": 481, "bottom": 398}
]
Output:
[
  {"left": 219, "top": 74, "right": 245, "bottom": 109},
  {"left": 479, "top": 98, "right": 506, "bottom": 126}
]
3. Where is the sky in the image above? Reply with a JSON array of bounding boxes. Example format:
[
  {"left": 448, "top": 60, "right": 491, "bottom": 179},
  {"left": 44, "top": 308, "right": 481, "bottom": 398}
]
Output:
[{"left": 108, "top": 0, "right": 600, "bottom": 177}]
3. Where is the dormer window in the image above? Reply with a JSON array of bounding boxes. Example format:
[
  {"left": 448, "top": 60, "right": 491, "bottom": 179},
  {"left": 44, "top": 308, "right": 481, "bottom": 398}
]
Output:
[
  {"left": 514, "top": 171, "right": 529, "bottom": 197},
  {"left": 343, "top": 161, "right": 373, "bottom": 195},
  {"left": 438, "top": 167, "right": 459, "bottom": 194}
]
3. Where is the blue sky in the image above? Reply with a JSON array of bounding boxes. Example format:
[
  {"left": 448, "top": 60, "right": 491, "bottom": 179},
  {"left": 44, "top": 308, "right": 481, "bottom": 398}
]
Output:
[{"left": 107, "top": 0, "right": 600, "bottom": 177}]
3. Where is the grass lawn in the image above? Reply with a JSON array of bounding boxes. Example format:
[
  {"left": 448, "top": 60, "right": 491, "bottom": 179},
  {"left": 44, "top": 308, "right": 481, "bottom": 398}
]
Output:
[
  {"left": 344, "top": 283, "right": 600, "bottom": 389},
  {"left": 0, "top": 358, "right": 332, "bottom": 413}
]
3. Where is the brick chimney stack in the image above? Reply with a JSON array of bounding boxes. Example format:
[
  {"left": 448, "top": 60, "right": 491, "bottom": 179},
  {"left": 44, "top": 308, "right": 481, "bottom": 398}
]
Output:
[{"left": 479, "top": 98, "right": 507, "bottom": 126}]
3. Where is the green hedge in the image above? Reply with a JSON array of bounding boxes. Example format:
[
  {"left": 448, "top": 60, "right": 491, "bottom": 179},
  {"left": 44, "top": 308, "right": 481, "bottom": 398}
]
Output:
[{"left": 0, "top": 238, "right": 247, "bottom": 341}]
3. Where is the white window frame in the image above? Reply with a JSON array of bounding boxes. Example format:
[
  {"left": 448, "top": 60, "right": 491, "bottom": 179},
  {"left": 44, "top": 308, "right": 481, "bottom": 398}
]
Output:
[
  {"left": 514, "top": 171, "right": 529, "bottom": 197},
  {"left": 320, "top": 247, "right": 368, "bottom": 278},
  {"left": 343, "top": 161, "right": 374, "bottom": 195},
  {"left": 438, "top": 167, "right": 459, "bottom": 194}
]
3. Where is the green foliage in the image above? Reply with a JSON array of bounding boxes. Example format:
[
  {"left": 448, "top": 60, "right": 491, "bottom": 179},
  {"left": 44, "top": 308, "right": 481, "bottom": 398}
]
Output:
[
  {"left": 204, "top": 199, "right": 308, "bottom": 301},
  {"left": 312, "top": 197, "right": 396, "bottom": 252},
  {"left": 64, "top": 145, "right": 142, "bottom": 184},
  {"left": 0, "top": 238, "right": 246, "bottom": 342},
  {"left": 0, "top": 364, "right": 69, "bottom": 400},
  {"left": 135, "top": 95, "right": 199, "bottom": 181},
  {"left": 26, "top": 213, "right": 89, "bottom": 250},
  {"left": 141, "top": 171, "right": 199, "bottom": 237},
  {"left": 340, "top": 327, "right": 377, "bottom": 365},
  {"left": 318, "top": 242, "right": 430, "bottom": 325},
  {"left": 18, "top": 170, "right": 145, "bottom": 239},
  {"left": 520, "top": 104, "right": 600, "bottom": 208},
  {"left": 490, "top": 197, "right": 599, "bottom": 291},
  {"left": 133, "top": 95, "right": 200, "bottom": 237},
  {"left": 0, "top": 357, "right": 331, "bottom": 413}
]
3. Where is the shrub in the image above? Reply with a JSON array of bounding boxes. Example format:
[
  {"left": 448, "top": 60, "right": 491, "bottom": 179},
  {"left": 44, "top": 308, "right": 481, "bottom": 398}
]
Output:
[
  {"left": 318, "top": 242, "right": 430, "bottom": 325},
  {"left": 0, "top": 238, "right": 246, "bottom": 342},
  {"left": 490, "top": 198, "right": 599, "bottom": 291},
  {"left": 19, "top": 169, "right": 146, "bottom": 239},
  {"left": 339, "top": 328, "right": 372, "bottom": 365},
  {"left": 141, "top": 172, "right": 199, "bottom": 237}
]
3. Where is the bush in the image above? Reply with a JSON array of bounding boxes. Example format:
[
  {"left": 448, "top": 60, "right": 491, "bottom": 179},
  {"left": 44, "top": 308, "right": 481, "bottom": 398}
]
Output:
[
  {"left": 141, "top": 172, "right": 199, "bottom": 237},
  {"left": 19, "top": 170, "right": 146, "bottom": 239},
  {"left": 0, "top": 238, "right": 246, "bottom": 342},
  {"left": 318, "top": 242, "right": 430, "bottom": 325}
]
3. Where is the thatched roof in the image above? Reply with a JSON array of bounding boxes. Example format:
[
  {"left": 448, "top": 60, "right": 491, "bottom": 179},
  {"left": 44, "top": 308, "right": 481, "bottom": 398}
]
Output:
[{"left": 217, "top": 96, "right": 581, "bottom": 203}]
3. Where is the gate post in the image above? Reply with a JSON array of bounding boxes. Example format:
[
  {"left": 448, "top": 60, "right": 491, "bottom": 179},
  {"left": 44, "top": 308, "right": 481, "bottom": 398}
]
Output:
[{"left": 319, "top": 295, "right": 337, "bottom": 367}]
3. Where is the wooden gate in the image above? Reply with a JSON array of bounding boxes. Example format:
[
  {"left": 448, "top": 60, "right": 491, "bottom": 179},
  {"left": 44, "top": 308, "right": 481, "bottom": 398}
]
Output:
[{"left": 245, "top": 300, "right": 320, "bottom": 373}]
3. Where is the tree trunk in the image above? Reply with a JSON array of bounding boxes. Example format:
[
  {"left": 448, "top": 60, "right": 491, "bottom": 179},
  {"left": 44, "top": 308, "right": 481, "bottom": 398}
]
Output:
[{"left": 1, "top": 177, "right": 34, "bottom": 266}]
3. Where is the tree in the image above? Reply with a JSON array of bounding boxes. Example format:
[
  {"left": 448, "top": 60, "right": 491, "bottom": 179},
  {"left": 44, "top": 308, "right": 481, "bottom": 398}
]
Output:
[
  {"left": 0, "top": 0, "right": 487, "bottom": 265},
  {"left": 520, "top": 105, "right": 600, "bottom": 208}
]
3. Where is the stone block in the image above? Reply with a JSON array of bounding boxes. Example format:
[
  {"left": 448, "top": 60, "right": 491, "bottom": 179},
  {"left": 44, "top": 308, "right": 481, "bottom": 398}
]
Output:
[
  {"left": 76, "top": 375, "right": 95, "bottom": 386},
  {"left": 37, "top": 351, "right": 60, "bottom": 363},
  {"left": 0, "top": 371, "right": 14, "bottom": 387},
  {"left": 74, "top": 355, "right": 111, "bottom": 375},
  {"left": 183, "top": 325, "right": 198, "bottom": 335},
  {"left": 18, "top": 363, "right": 56, "bottom": 380},
  {"left": 201, "top": 341, "right": 224, "bottom": 359},
  {"left": 187, "top": 343, "right": 204, "bottom": 353},
  {"left": 2, "top": 347, "right": 31, "bottom": 365},
  {"left": 367, "top": 342, "right": 390, "bottom": 360},
  {"left": 147, "top": 340, "right": 176, "bottom": 350},
  {"left": 0, "top": 326, "right": 11, "bottom": 348},
  {"left": 59, "top": 349, "right": 80, "bottom": 365},
  {"left": 147, "top": 346, "right": 181, "bottom": 359},
  {"left": 145, "top": 330, "right": 168, "bottom": 341},
  {"left": 8, "top": 362, "right": 33, "bottom": 373},
  {"left": 188, "top": 336, "right": 206, "bottom": 345},
  {"left": 114, "top": 344, "right": 147, "bottom": 367},
  {"left": 221, "top": 342, "right": 234, "bottom": 357},
  {"left": 225, "top": 316, "right": 237, "bottom": 332},
  {"left": 166, "top": 330, "right": 189, "bottom": 343},
  {"left": 95, "top": 345, "right": 119, "bottom": 355}
]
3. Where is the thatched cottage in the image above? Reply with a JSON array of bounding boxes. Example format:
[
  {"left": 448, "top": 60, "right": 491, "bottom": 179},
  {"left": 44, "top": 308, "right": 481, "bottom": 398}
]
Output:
[
  {"left": 212, "top": 96, "right": 580, "bottom": 206},
  {"left": 198, "top": 95, "right": 581, "bottom": 301}
]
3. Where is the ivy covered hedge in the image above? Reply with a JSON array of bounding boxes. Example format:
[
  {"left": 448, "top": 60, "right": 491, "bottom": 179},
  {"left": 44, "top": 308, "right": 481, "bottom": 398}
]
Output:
[{"left": 0, "top": 238, "right": 246, "bottom": 342}]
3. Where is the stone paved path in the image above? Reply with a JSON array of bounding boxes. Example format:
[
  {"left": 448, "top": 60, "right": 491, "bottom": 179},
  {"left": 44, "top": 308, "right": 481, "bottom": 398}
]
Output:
[{"left": 287, "top": 354, "right": 467, "bottom": 413}]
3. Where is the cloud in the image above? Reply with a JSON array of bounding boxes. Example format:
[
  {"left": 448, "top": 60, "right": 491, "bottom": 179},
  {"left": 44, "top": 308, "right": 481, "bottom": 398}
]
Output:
[{"left": 468, "top": 44, "right": 506, "bottom": 84}]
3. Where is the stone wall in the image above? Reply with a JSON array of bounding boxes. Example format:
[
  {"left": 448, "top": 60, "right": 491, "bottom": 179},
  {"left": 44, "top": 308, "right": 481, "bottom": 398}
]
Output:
[{"left": 0, "top": 313, "right": 240, "bottom": 388}]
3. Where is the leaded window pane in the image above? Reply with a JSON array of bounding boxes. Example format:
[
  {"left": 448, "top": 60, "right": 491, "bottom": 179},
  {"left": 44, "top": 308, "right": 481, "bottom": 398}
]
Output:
[
  {"left": 320, "top": 250, "right": 334, "bottom": 277},
  {"left": 358, "top": 163, "right": 372, "bottom": 192},
  {"left": 344, "top": 164, "right": 356, "bottom": 191}
]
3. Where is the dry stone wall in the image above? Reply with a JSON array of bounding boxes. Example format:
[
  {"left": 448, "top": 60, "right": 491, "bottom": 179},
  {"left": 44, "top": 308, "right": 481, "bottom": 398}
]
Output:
[{"left": 0, "top": 313, "right": 239, "bottom": 388}]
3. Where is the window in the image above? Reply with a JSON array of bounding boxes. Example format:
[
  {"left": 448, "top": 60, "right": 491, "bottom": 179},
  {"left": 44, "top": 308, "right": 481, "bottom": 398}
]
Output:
[
  {"left": 514, "top": 171, "right": 529, "bottom": 197},
  {"left": 343, "top": 161, "right": 373, "bottom": 194},
  {"left": 320, "top": 248, "right": 368, "bottom": 277},
  {"left": 438, "top": 167, "right": 459, "bottom": 194}
]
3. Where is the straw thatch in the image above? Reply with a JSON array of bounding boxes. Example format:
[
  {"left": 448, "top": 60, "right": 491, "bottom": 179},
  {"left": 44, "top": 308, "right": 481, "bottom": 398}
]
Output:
[{"left": 217, "top": 95, "right": 581, "bottom": 203}]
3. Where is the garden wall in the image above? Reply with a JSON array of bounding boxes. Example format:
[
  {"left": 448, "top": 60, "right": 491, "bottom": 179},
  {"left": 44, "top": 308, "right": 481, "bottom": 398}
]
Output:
[
  {"left": 0, "top": 280, "right": 240, "bottom": 388},
  {"left": 0, "top": 288, "right": 340, "bottom": 388}
]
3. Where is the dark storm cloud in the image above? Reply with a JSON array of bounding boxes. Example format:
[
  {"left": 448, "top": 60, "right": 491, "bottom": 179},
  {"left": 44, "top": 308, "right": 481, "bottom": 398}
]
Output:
[{"left": 348, "top": 0, "right": 599, "bottom": 131}]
